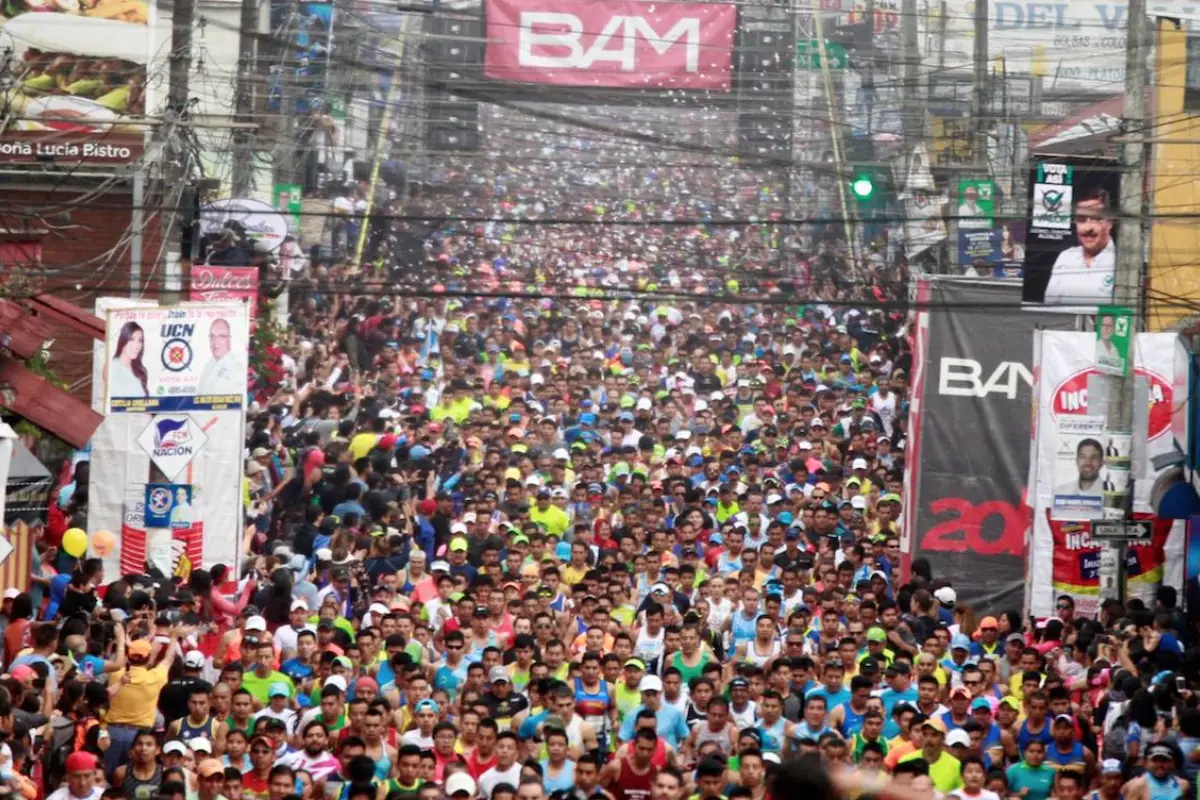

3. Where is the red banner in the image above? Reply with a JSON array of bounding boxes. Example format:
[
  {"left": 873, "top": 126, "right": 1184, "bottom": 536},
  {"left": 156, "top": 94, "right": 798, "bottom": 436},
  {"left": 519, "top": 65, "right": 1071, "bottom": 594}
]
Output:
[
  {"left": 1049, "top": 514, "right": 1170, "bottom": 616},
  {"left": 484, "top": 0, "right": 736, "bottom": 90},
  {"left": 190, "top": 266, "right": 259, "bottom": 326}
]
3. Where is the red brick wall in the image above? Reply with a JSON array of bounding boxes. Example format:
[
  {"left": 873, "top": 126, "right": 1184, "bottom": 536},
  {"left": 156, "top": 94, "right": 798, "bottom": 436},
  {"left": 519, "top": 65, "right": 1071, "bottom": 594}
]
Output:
[{"left": 0, "top": 183, "right": 163, "bottom": 401}]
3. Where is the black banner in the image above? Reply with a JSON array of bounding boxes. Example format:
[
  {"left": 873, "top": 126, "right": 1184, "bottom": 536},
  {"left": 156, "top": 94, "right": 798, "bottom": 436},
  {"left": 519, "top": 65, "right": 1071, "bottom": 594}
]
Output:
[{"left": 910, "top": 279, "right": 1072, "bottom": 610}]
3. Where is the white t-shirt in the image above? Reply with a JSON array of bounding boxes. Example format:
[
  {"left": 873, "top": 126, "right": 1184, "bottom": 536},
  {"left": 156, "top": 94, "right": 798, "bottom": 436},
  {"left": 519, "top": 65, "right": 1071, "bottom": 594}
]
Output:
[
  {"left": 1042, "top": 240, "right": 1115, "bottom": 306},
  {"left": 950, "top": 789, "right": 1001, "bottom": 800},
  {"left": 400, "top": 729, "right": 434, "bottom": 749},
  {"left": 479, "top": 763, "right": 523, "bottom": 799},
  {"left": 47, "top": 788, "right": 104, "bottom": 800}
]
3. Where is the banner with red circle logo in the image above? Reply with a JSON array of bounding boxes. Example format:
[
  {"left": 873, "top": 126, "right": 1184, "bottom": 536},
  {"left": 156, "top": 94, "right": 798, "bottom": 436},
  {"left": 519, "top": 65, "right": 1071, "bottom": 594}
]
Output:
[{"left": 1028, "top": 331, "right": 1184, "bottom": 616}]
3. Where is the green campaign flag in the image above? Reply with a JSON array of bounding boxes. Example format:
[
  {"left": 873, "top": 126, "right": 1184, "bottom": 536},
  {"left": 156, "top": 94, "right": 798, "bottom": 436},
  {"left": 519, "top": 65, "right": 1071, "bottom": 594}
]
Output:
[
  {"left": 274, "top": 183, "right": 302, "bottom": 231},
  {"left": 1095, "top": 305, "right": 1132, "bottom": 376}
]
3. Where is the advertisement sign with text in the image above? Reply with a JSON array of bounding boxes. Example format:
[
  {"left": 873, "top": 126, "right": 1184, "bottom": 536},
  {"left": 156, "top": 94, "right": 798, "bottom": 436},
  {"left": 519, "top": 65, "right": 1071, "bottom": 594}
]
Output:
[
  {"left": 957, "top": 220, "right": 1026, "bottom": 276},
  {"left": 483, "top": 0, "right": 736, "bottom": 90},
  {"left": 1022, "top": 156, "right": 1121, "bottom": 310},
  {"left": 905, "top": 279, "right": 1074, "bottom": 610},
  {"left": 190, "top": 266, "right": 260, "bottom": 327},
  {"left": 0, "top": 0, "right": 151, "bottom": 164},
  {"left": 104, "top": 304, "right": 250, "bottom": 414}
]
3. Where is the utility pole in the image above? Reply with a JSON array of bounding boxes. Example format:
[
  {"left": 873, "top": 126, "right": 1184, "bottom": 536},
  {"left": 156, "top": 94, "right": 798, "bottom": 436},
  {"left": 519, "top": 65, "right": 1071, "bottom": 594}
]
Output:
[
  {"left": 231, "top": 0, "right": 258, "bottom": 196},
  {"left": 273, "top": 0, "right": 301, "bottom": 190},
  {"left": 862, "top": 0, "right": 874, "bottom": 138},
  {"left": 163, "top": 0, "right": 195, "bottom": 299},
  {"left": 900, "top": 0, "right": 919, "bottom": 148},
  {"left": 353, "top": 12, "right": 411, "bottom": 270},
  {"left": 971, "top": 0, "right": 988, "bottom": 164},
  {"left": 1100, "top": 0, "right": 1147, "bottom": 604},
  {"left": 812, "top": 6, "right": 861, "bottom": 272}
]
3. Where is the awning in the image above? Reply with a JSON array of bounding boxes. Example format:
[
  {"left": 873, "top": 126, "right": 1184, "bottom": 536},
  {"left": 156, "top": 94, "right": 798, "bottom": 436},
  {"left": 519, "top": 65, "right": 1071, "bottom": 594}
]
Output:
[{"left": 1029, "top": 95, "right": 1126, "bottom": 157}]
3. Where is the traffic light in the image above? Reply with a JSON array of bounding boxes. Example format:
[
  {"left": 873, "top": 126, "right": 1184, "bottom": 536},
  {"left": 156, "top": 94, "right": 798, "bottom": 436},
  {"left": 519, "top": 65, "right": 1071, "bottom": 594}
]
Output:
[{"left": 851, "top": 174, "right": 875, "bottom": 200}]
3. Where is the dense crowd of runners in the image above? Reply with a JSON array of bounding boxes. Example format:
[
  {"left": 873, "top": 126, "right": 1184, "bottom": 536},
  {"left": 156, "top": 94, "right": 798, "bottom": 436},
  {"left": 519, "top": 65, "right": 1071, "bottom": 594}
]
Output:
[{"left": 1, "top": 108, "right": 1196, "bottom": 800}]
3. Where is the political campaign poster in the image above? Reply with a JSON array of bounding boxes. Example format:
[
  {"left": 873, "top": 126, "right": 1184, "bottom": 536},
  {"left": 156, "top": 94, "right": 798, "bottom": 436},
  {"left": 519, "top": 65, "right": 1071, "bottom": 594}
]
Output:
[
  {"left": 957, "top": 221, "right": 1026, "bottom": 276},
  {"left": 135, "top": 416, "right": 210, "bottom": 481},
  {"left": 1048, "top": 516, "right": 1170, "bottom": 617},
  {"left": 104, "top": 303, "right": 250, "bottom": 414},
  {"left": 119, "top": 488, "right": 203, "bottom": 579},
  {"left": 956, "top": 179, "right": 995, "bottom": 229},
  {"left": 1022, "top": 156, "right": 1120, "bottom": 310},
  {"left": 1052, "top": 415, "right": 1107, "bottom": 521},
  {"left": 1028, "top": 330, "right": 1186, "bottom": 616},
  {"left": 1095, "top": 306, "right": 1132, "bottom": 377},
  {"left": 144, "top": 483, "right": 195, "bottom": 529}
]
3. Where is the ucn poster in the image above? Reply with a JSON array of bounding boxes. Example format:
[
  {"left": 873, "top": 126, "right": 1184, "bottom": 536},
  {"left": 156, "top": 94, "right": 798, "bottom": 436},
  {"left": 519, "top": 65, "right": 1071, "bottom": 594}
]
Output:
[
  {"left": 104, "top": 304, "right": 249, "bottom": 413},
  {"left": 1022, "top": 157, "right": 1120, "bottom": 309}
]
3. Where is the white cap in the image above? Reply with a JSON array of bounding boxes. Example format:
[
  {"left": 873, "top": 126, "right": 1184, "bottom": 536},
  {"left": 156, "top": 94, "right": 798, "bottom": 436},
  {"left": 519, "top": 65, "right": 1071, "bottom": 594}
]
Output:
[
  {"left": 530, "top": 373, "right": 545, "bottom": 385},
  {"left": 945, "top": 730, "right": 971, "bottom": 748},
  {"left": 710, "top": 391, "right": 725, "bottom": 401},
  {"left": 3, "top": 588, "right": 18, "bottom": 600},
  {"left": 639, "top": 675, "right": 664, "bottom": 693},
  {"left": 1101, "top": 759, "right": 1124, "bottom": 774},
  {"left": 290, "top": 598, "right": 309, "bottom": 611},
  {"left": 189, "top": 737, "right": 213, "bottom": 754},
  {"left": 450, "top": 522, "right": 468, "bottom": 534},
  {"left": 694, "top": 400, "right": 708, "bottom": 412},
  {"left": 675, "top": 430, "right": 692, "bottom": 441},
  {"left": 766, "top": 493, "right": 783, "bottom": 505},
  {"left": 934, "top": 587, "right": 957, "bottom": 606},
  {"left": 445, "top": 773, "right": 477, "bottom": 797},
  {"left": 324, "top": 675, "right": 348, "bottom": 693},
  {"left": 852, "top": 457, "right": 869, "bottom": 470},
  {"left": 163, "top": 741, "right": 189, "bottom": 755},
  {"left": 315, "top": 548, "right": 333, "bottom": 561},
  {"left": 550, "top": 487, "right": 568, "bottom": 499},
  {"left": 851, "top": 496, "right": 868, "bottom": 510},
  {"left": 798, "top": 440, "right": 813, "bottom": 450},
  {"left": 244, "top": 615, "right": 267, "bottom": 632},
  {"left": 553, "top": 448, "right": 570, "bottom": 460},
  {"left": 183, "top": 651, "right": 206, "bottom": 669},
  {"left": 430, "top": 560, "right": 450, "bottom": 573},
  {"left": 368, "top": 602, "right": 390, "bottom": 617}
]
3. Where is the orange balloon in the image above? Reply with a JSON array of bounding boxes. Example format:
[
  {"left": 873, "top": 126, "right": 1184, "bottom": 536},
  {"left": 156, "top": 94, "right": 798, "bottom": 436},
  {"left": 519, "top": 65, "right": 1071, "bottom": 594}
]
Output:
[{"left": 91, "top": 529, "right": 116, "bottom": 557}]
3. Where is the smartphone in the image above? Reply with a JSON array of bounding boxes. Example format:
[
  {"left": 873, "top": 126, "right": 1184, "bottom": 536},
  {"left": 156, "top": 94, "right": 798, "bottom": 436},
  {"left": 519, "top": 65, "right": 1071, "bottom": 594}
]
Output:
[{"left": 1177, "top": 676, "right": 1187, "bottom": 692}]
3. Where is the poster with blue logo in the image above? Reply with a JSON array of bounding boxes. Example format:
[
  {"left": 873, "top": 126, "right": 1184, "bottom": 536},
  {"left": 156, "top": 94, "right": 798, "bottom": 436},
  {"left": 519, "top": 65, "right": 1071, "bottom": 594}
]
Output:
[
  {"left": 104, "top": 304, "right": 250, "bottom": 414},
  {"left": 144, "top": 484, "right": 196, "bottom": 529}
]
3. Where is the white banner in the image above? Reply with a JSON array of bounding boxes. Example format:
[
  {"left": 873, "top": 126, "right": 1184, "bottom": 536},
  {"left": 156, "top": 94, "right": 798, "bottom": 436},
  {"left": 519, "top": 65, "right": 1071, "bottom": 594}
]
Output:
[
  {"left": 104, "top": 303, "right": 250, "bottom": 414},
  {"left": 1028, "top": 331, "right": 1185, "bottom": 615}
]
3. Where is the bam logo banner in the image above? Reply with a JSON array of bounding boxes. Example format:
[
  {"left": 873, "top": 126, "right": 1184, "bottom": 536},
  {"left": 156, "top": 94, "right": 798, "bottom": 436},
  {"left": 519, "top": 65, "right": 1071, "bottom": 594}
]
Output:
[
  {"left": 483, "top": 0, "right": 736, "bottom": 90},
  {"left": 104, "top": 304, "right": 251, "bottom": 414}
]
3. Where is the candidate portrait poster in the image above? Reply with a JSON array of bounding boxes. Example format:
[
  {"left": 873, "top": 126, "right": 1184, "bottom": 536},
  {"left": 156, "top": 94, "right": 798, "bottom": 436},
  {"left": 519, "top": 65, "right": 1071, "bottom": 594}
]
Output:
[
  {"left": 104, "top": 303, "right": 250, "bottom": 414},
  {"left": 1022, "top": 156, "right": 1120, "bottom": 311}
]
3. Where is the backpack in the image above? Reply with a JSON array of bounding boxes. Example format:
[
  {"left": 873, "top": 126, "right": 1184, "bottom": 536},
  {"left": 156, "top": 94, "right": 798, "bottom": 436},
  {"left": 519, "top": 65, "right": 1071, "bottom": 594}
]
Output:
[
  {"left": 42, "top": 715, "right": 79, "bottom": 789},
  {"left": 1103, "top": 714, "right": 1129, "bottom": 761}
]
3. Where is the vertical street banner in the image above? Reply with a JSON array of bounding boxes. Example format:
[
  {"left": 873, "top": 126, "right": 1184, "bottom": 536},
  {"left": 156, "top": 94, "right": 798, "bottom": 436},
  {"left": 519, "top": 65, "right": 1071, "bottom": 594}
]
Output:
[
  {"left": 904, "top": 278, "right": 1073, "bottom": 610},
  {"left": 1022, "top": 156, "right": 1121, "bottom": 309},
  {"left": 1028, "top": 331, "right": 1184, "bottom": 615}
]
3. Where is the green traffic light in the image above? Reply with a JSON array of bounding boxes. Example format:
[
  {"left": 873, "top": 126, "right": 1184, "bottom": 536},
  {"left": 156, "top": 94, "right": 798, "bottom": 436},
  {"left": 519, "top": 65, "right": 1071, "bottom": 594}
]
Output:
[{"left": 851, "top": 176, "right": 874, "bottom": 199}]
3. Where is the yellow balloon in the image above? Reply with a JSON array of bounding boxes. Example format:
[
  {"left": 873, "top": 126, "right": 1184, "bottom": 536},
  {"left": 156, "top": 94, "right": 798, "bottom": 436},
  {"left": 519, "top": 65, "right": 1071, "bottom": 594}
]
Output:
[
  {"left": 91, "top": 529, "right": 115, "bottom": 557},
  {"left": 62, "top": 527, "right": 87, "bottom": 558}
]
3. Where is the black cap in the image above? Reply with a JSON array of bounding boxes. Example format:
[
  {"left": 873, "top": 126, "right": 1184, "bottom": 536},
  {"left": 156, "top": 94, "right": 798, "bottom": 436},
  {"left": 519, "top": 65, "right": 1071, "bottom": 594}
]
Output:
[{"left": 474, "top": 605, "right": 490, "bottom": 618}]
